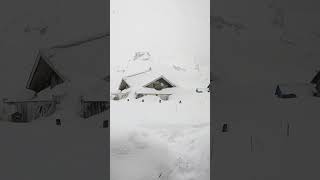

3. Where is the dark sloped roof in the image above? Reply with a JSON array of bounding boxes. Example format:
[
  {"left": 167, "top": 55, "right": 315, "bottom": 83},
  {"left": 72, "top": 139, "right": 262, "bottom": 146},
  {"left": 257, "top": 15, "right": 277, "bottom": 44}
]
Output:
[
  {"left": 27, "top": 33, "right": 109, "bottom": 90},
  {"left": 277, "top": 83, "right": 314, "bottom": 96},
  {"left": 311, "top": 71, "right": 320, "bottom": 84}
]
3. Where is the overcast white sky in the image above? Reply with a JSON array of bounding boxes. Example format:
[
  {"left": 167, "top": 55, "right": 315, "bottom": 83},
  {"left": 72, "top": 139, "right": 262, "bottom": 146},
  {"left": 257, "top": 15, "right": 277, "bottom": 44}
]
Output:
[{"left": 111, "top": 0, "right": 210, "bottom": 68}]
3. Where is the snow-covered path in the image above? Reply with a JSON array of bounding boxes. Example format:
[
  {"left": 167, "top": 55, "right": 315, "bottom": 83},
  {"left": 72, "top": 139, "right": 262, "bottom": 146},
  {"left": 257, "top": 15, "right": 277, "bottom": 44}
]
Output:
[{"left": 111, "top": 92, "right": 210, "bottom": 180}]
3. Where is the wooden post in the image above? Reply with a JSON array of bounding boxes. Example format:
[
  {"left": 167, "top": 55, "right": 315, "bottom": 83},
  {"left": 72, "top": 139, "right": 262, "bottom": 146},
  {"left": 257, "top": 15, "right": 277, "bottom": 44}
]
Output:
[
  {"left": 103, "top": 120, "right": 109, "bottom": 128},
  {"left": 222, "top": 123, "right": 228, "bottom": 132},
  {"left": 250, "top": 136, "right": 254, "bottom": 152}
]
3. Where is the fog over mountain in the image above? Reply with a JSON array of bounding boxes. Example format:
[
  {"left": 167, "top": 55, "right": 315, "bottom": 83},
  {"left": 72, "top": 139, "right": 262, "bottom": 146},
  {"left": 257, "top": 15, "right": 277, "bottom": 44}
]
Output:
[
  {"left": 213, "top": 0, "right": 320, "bottom": 86},
  {"left": 111, "top": 0, "right": 210, "bottom": 68}
]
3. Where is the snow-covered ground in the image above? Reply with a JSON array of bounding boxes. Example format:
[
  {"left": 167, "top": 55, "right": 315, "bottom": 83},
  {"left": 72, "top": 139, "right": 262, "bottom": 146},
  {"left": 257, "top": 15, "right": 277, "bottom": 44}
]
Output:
[
  {"left": 111, "top": 90, "right": 210, "bottom": 180},
  {"left": 0, "top": 125, "right": 108, "bottom": 180},
  {"left": 110, "top": 0, "right": 210, "bottom": 178},
  {"left": 110, "top": 48, "right": 210, "bottom": 179},
  {"left": 212, "top": 0, "right": 320, "bottom": 179},
  {"left": 0, "top": 1, "right": 109, "bottom": 179}
]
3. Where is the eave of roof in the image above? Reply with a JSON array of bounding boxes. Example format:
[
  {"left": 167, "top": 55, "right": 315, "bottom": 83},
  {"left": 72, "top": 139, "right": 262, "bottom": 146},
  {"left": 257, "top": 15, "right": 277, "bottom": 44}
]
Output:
[{"left": 26, "top": 33, "right": 109, "bottom": 91}]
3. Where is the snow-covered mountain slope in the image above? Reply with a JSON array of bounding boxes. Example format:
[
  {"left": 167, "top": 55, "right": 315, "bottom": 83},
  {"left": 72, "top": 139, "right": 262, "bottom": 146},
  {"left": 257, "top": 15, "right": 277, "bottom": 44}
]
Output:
[
  {"left": 213, "top": 0, "right": 320, "bottom": 87},
  {"left": 0, "top": 2, "right": 109, "bottom": 179},
  {"left": 213, "top": 0, "right": 320, "bottom": 179},
  {"left": 0, "top": 0, "right": 108, "bottom": 100}
]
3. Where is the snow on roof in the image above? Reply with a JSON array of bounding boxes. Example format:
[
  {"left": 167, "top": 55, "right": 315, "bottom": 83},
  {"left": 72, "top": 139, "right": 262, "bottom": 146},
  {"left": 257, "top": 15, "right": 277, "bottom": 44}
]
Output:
[
  {"left": 112, "top": 53, "right": 209, "bottom": 91},
  {"left": 33, "top": 87, "right": 55, "bottom": 101},
  {"left": 3, "top": 89, "right": 35, "bottom": 103},
  {"left": 278, "top": 83, "right": 314, "bottom": 97},
  {"left": 40, "top": 33, "right": 109, "bottom": 83},
  {"left": 133, "top": 52, "right": 151, "bottom": 61},
  {"left": 119, "top": 62, "right": 208, "bottom": 90},
  {"left": 124, "top": 59, "right": 153, "bottom": 77},
  {"left": 123, "top": 70, "right": 163, "bottom": 89},
  {"left": 30, "top": 78, "right": 109, "bottom": 102},
  {"left": 31, "top": 82, "right": 72, "bottom": 101}
]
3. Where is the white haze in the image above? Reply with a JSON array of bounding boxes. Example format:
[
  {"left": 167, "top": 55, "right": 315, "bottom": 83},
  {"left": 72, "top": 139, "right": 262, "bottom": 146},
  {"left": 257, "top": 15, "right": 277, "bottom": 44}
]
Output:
[{"left": 111, "top": 0, "right": 210, "bottom": 68}]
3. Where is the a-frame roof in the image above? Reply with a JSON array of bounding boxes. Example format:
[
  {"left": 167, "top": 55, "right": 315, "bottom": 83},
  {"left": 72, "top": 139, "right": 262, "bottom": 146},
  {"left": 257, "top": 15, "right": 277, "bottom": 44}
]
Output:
[
  {"left": 311, "top": 71, "right": 320, "bottom": 84},
  {"left": 26, "top": 33, "right": 109, "bottom": 90},
  {"left": 117, "top": 62, "right": 209, "bottom": 91},
  {"left": 121, "top": 70, "right": 177, "bottom": 90},
  {"left": 143, "top": 75, "right": 176, "bottom": 88}
]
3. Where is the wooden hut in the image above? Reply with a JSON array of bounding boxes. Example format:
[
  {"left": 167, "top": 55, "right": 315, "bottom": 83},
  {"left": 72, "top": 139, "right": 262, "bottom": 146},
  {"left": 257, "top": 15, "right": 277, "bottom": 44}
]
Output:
[{"left": 115, "top": 71, "right": 177, "bottom": 101}]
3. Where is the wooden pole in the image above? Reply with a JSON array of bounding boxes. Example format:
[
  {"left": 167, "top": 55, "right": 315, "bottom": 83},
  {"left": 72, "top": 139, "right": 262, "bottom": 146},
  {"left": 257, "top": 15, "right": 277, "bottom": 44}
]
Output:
[{"left": 250, "top": 136, "right": 254, "bottom": 152}]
